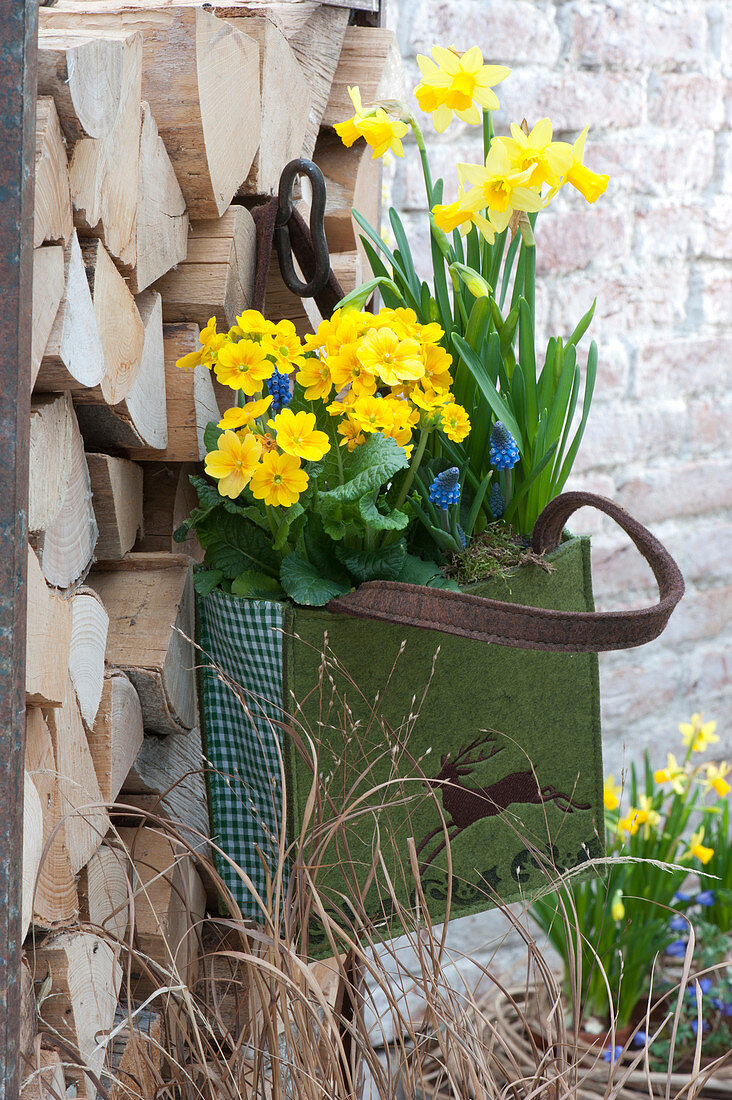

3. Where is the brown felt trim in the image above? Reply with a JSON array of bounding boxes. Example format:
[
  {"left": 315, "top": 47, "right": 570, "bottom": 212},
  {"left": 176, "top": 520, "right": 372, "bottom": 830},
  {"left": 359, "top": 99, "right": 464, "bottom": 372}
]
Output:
[{"left": 329, "top": 493, "right": 685, "bottom": 653}]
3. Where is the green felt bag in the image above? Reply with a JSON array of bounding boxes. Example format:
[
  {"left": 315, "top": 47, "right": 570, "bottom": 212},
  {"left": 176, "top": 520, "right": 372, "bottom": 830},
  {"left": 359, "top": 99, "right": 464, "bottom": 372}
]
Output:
[{"left": 198, "top": 534, "right": 606, "bottom": 939}]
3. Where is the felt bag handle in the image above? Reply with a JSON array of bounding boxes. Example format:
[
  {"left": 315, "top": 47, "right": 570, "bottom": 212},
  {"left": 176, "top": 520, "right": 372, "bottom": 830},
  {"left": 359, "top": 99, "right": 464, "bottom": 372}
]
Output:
[{"left": 330, "top": 492, "right": 685, "bottom": 652}]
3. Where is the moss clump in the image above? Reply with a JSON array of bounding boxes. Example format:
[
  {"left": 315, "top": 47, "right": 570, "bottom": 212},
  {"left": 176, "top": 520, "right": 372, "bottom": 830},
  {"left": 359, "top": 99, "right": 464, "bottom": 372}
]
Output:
[{"left": 449, "top": 523, "right": 553, "bottom": 586}]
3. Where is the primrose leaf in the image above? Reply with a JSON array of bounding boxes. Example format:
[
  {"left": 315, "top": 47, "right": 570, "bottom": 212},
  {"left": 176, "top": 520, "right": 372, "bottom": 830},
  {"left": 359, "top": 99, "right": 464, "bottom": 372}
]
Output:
[
  {"left": 358, "top": 494, "right": 409, "bottom": 531},
  {"left": 320, "top": 434, "right": 409, "bottom": 504},
  {"left": 334, "top": 540, "right": 407, "bottom": 583},
  {"left": 197, "top": 511, "right": 280, "bottom": 580},
  {"left": 203, "top": 421, "right": 224, "bottom": 453},
  {"left": 231, "top": 571, "right": 284, "bottom": 599},
  {"left": 280, "top": 553, "right": 350, "bottom": 606},
  {"left": 193, "top": 568, "right": 224, "bottom": 597}
]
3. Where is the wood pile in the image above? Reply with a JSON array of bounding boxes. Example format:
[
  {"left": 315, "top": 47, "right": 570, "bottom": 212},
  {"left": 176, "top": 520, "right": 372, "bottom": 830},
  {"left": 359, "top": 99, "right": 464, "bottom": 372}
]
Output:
[{"left": 23, "top": 2, "right": 402, "bottom": 1094}]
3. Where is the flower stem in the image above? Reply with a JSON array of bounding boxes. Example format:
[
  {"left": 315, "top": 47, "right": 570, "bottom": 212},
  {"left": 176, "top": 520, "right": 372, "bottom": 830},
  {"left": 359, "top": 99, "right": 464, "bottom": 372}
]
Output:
[
  {"left": 410, "top": 116, "right": 434, "bottom": 208},
  {"left": 393, "top": 428, "right": 429, "bottom": 514}
]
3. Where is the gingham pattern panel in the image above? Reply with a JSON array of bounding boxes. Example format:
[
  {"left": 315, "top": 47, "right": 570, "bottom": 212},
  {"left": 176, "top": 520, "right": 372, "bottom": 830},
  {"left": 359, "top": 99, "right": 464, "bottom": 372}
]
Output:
[{"left": 197, "top": 591, "right": 285, "bottom": 918}]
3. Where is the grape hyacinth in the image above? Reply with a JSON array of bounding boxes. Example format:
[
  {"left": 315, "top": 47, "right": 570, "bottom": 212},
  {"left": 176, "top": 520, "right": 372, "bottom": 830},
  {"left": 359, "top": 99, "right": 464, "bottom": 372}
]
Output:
[
  {"left": 489, "top": 421, "right": 520, "bottom": 469},
  {"left": 428, "top": 467, "right": 461, "bottom": 510},
  {"left": 268, "top": 368, "right": 293, "bottom": 413},
  {"left": 489, "top": 482, "right": 505, "bottom": 518}
]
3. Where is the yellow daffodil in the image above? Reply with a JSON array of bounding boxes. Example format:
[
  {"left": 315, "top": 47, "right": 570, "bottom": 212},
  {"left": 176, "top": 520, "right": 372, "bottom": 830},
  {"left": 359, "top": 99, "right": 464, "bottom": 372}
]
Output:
[
  {"left": 457, "top": 142, "right": 544, "bottom": 230},
  {"left": 687, "top": 826, "right": 714, "bottom": 865},
  {"left": 653, "top": 752, "right": 687, "bottom": 794},
  {"left": 334, "top": 86, "right": 408, "bottom": 159},
  {"left": 415, "top": 46, "right": 510, "bottom": 132},
  {"left": 329, "top": 344, "right": 378, "bottom": 397},
  {"left": 431, "top": 198, "right": 477, "bottom": 236},
  {"left": 561, "top": 126, "right": 609, "bottom": 203},
  {"left": 440, "top": 402, "right": 471, "bottom": 442},
  {"left": 295, "top": 355, "right": 333, "bottom": 401},
  {"left": 204, "top": 430, "right": 262, "bottom": 499},
  {"left": 249, "top": 451, "right": 309, "bottom": 508},
  {"left": 703, "top": 762, "right": 731, "bottom": 798},
  {"left": 610, "top": 890, "right": 625, "bottom": 922},
  {"left": 262, "top": 319, "right": 307, "bottom": 374},
  {"left": 618, "top": 806, "right": 648, "bottom": 837},
  {"left": 334, "top": 85, "right": 368, "bottom": 148},
  {"left": 214, "top": 339, "right": 274, "bottom": 394},
  {"left": 357, "top": 327, "right": 425, "bottom": 386},
  {"left": 269, "top": 408, "right": 331, "bottom": 462},
  {"left": 337, "top": 419, "right": 366, "bottom": 451},
  {"left": 496, "top": 119, "right": 574, "bottom": 189},
  {"left": 218, "top": 395, "right": 273, "bottom": 431},
  {"left": 637, "top": 794, "right": 661, "bottom": 839},
  {"left": 680, "top": 713, "right": 719, "bottom": 753},
  {"left": 604, "top": 775, "right": 621, "bottom": 811}
]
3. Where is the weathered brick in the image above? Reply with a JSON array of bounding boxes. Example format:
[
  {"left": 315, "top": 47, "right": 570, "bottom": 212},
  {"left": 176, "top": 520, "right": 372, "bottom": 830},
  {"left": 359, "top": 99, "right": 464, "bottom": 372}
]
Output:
[
  {"left": 574, "top": 401, "right": 688, "bottom": 471},
  {"left": 662, "top": 584, "right": 732, "bottom": 646},
  {"left": 547, "top": 263, "right": 689, "bottom": 337},
  {"left": 566, "top": 0, "right": 707, "bottom": 71},
  {"left": 498, "top": 69, "right": 643, "bottom": 133},
  {"left": 687, "top": 644, "right": 732, "bottom": 704},
  {"left": 647, "top": 73, "right": 727, "bottom": 129},
  {"left": 687, "top": 395, "right": 732, "bottom": 456},
  {"left": 408, "top": 0, "right": 562, "bottom": 67},
  {"left": 599, "top": 652, "right": 679, "bottom": 721},
  {"left": 536, "top": 208, "right": 630, "bottom": 275},
  {"left": 633, "top": 204, "right": 708, "bottom": 261},
  {"left": 636, "top": 337, "right": 730, "bottom": 398},
  {"left": 614, "top": 461, "right": 732, "bottom": 522},
  {"left": 587, "top": 131, "right": 715, "bottom": 197},
  {"left": 701, "top": 265, "right": 732, "bottom": 326}
]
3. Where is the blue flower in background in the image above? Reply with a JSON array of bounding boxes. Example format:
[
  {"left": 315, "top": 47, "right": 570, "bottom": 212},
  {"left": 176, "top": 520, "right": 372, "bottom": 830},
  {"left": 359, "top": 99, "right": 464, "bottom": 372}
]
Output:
[
  {"left": 428, "top": 467, "right": 461, "bottom": 510},
  {"left": 686, "top": 978, "right": 713, "bottom": 1000},
  {"left": 489, "top": 421, "right": 520, "bottom": 470},
  {"left": 690, "top": 1019, "right": 708, "bottom": 1037},
  {"left": 631, "top": 1031, "right": 647, "bottom": 1048},
  {"left": 694, "top": 890, "right": 715, "bottom": 907},
  {"left": 602, "top": 1046, "right": 624, "bottom": 1063},
  {"left": 268, "top": 368, "right": 293, "bottom": 412},
  {"left": 489, "top": 482, "right": 505, "bottom": 518},
  {"left": 712, "top": 998, "right": 732, "bottom": 1017},
  {"left": 665, "top": 940, "right": 688, "bottom": 958},
  {"left": 673, "top": 891, "right": 690, "bottom": 904},
  {"left": 669, "top": 915, "right": 688, "bottom": 933}
]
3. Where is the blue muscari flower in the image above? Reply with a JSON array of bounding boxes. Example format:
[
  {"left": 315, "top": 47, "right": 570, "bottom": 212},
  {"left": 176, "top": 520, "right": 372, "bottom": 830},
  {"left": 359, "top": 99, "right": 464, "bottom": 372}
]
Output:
[
  {"left": 665, "top": 939, "right": 688, "bottom": 957},
  {"left": 686, "top": 978, "right": 713, "bottom": 1000},
  {"left": 632, "top": 1031, "right": 647, "bottom": 1048},
  {"left": 268, "top": 368, "right": 292, "bottom": 413},
  {"left": 456, "top": 523, "right": 467, "bottom": 549},
  {"left": 673, "top": 891, "right": 691, "bottom": 904},
  {"left": 669, "top": 915, "right": 688, "bottom": 932},
  {"left": 489, "top": 421, "right": 520, "bottom": 470},
  {"left": 602, "top": 1045, "right": 624, "bottom": 1063},
  {"left": 489, "top": 482, "right": 505, "bottom": 518},
  {"left": 690, "top": 1019, "right": 708, "bottom": 1037},
  {"left": 428, "top": 467, "right": 461, "bottom": 510},
  {"left": 712, "top": 999, "right": 732, "bottom": 1017},
  {"left": 694, "top": 890, "right": 715, "bottom": 907}
]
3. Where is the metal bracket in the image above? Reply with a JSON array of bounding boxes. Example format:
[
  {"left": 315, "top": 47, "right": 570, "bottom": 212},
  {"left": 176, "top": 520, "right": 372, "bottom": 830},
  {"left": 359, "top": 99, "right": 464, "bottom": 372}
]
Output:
[{"left": 274, "top": 158, "right": 331, "bottom": 298}]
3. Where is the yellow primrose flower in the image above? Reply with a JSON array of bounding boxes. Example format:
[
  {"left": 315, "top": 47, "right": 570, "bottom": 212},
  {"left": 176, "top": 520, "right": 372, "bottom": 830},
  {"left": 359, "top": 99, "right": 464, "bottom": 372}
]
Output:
[
  {"left": 214, "top": 338, "right": 274, "bottom": 394},
  {"left": 249, "top": 450, "right": 309, "bottom": 508},
  {"left": 560, "top": 126, "right": 609, "bottom": 203},
  {"left": 295, "top": 355, "right": 333, "bottom": 401},
  {"left": 421, "top": 342, "right": 453, "bottom": 391},
  {"left": 611, "top": 890, "right": 625, "bottom": 922},
  {"left": 217, "top": 395, "right": 273, "bottom": 431},
  {"left": 440, "top": 402, "right": 471, "bottom": 442},
  {"left": 177, "top": 348, "right": 203, "bottom": 371},
  {"left": 349, "top": 395, "right": 394, "bottom": 434},
  {"left": 410, "top": 384, "right": 452, "bottom": 412},
  {"left": 337, "top": 419, "right": 366, "bottom": 451},
  {"left": 653, "top": 752, "right": 687, "bottom": 794},
  {"left": 178, "top": 315, "right": 225, "bottom": 369},
  {"left": 703, "top": 762, "right": 731, "bottom": 798},
  {"left": 357, "top": 327, "right": 425, "bottom": 386},
  {"left": 371, "top": 306, "right": 421, "bottom": 340},
  {"left": 262, "top": 319, "right": 307, "bottom": 373},
  {"left": 496, "top": 118, "right": 574, "bottom": 189},
  {"left": 415, "top": 46, "right": 510, "bottom": 132},
  {"left": 604, "top": 775, "right": 621, "bottom": 811},
  {"left": 204, "top": 430, "right": 262, "bottom": 500},
  {"left": 269, "top": 408, "right": 331, "bottom": 462},
  {"left": 680, "top": 713, "right": 719, "bottom": 753},
  {"left": 687, "top": 826, "right": 714, "bottom": 865},
  {"left": 618, "top": 806, "right": 648, "bottom": 837},
  {"left": 327, "top": 388, "right": 358, "bottom": 417},
  {"left": 234, "top": 310, "right": 276, "bottom": 340},
  {"left": 329, "top": 344, "right": 378, "bottom": 397}
]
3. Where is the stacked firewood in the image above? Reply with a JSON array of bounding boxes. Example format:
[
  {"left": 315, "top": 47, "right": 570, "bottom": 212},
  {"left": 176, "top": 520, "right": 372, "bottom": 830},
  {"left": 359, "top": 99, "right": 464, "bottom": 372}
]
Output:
[{"left": 22, "top": 2, "right": 402, "bottom": 1095}]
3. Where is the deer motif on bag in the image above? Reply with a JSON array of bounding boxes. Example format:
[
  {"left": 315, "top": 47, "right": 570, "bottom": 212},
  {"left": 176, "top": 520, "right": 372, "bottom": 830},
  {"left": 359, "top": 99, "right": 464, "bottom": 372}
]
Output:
[{"left": 416, "top": 730, "right": 591, "bottom": 873}]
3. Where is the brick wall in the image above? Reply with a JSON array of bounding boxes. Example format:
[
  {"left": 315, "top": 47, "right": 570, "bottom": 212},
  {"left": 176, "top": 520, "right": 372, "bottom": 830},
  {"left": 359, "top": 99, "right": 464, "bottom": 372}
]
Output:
[{"left": 386, "top": 0, "right": 732, "bottom": 778}]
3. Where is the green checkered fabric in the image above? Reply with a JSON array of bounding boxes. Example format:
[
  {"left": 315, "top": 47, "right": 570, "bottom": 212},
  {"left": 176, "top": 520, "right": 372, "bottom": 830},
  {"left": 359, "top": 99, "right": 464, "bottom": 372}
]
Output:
[{"left": 197, "top": 591, "right": 286, "bottom": 918}]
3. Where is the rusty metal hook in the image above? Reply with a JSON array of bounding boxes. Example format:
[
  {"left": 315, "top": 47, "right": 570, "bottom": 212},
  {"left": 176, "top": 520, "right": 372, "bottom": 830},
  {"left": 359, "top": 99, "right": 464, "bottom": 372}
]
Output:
[{"left": 274, "top": 158, "right": 331, "bottom": 298}]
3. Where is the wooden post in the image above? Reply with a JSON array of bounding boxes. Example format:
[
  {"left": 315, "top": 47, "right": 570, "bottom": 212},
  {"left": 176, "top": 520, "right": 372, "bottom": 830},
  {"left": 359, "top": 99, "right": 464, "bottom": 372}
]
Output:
[{"left": 0, "top": 4, "right": 37, "bottom": 1095}]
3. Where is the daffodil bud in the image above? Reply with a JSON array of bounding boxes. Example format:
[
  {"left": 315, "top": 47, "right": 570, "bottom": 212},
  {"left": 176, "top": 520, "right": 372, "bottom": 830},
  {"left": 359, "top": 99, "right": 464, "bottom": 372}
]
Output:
[
  {"left": 448, "top": 262, "right": 493, "bottom": 299},
  {"left": 611, "top": 890, "right": 625, "bottom": 922}
]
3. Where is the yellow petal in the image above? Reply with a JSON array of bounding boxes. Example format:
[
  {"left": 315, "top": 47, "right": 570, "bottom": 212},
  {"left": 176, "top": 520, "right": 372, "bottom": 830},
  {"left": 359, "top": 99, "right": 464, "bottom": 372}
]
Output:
[
  {"left": 432, "top": 103, "right": 452, "bottom": 132},
  {"left": 530, "top": 117, "right": 554, "bottom": 146},
  {"left": 459, "top": 46, "right": 483, "bottom": 74},
  {"left": 431, "top": 45, "right": 460, "bottom": 74}
]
